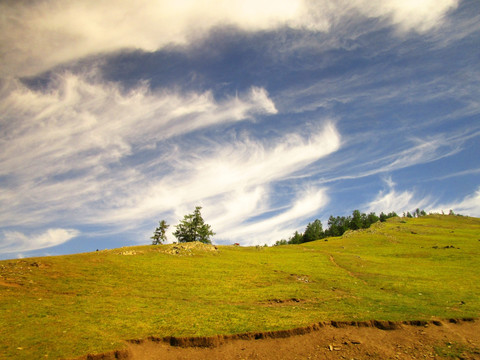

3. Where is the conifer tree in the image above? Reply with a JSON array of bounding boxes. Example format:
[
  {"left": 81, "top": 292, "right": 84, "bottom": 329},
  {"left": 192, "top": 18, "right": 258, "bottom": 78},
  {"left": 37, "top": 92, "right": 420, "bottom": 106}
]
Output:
[
  {"left": 173, "top": 206, "right": 215, "bottom": 244},
  {"left": 303, "top": 219, "right": 324, "bottom": 242},
  {"left": 151, "top": 220, "right": 169, "bottom": 245}
]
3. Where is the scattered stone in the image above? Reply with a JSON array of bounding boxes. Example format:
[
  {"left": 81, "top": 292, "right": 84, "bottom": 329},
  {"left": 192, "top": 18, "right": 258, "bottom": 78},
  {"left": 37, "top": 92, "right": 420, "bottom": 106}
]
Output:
[
  {"left": 159, "top": 242, "right": 219, "bottom": 256},
  {"left": 120, "top": 250, "right": 137, "bottom": 256}
]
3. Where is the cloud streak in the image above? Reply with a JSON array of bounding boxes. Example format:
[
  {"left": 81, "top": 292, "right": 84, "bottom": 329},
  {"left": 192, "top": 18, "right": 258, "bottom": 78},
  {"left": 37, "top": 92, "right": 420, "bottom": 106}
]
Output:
[
  {"left": 366, "top": 180, "right": 480, "bottom": 218},
  {"left": 0, "top": 74, "right": 276, "bottom": 178},
  {"left": 0, "top": 0, "right": 459, "bottom": 77},
  {"left": 83, "top": 120, "right": 340, "bottom": 231},
  {"left": 365, "top": 178, "right": 432, "bottom": 215},
  {"left": 432, "top": 187, "right": 480, "bottom": 217},
  {"left": 213, "top": 186, "right": 329, "bottom": 245},
  {"left": 0, "top": 228, "right": 79, "bottom": 254},
  {"left": 0, "top": 73, "right": 276, "bottom": 227},
  {"left": 0, "top": 70, "right": 339, "bottom": 247}
]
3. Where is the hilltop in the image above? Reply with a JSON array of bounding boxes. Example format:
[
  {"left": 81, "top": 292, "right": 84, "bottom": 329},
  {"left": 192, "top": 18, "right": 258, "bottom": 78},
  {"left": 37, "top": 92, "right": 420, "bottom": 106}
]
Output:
[{"left": 1, "top": 215, "right": 479, "bottom": 359}]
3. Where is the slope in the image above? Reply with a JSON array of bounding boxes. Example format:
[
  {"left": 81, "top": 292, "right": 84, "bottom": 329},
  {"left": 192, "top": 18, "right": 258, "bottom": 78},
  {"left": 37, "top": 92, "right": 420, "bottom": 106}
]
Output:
[{"left": 0, "top": 215, "right": 479, "bottom": 359}]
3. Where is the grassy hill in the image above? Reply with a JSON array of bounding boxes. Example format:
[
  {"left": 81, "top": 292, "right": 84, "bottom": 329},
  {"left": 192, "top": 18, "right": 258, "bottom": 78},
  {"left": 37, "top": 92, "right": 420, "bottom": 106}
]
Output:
[{"left": 1, "top": 215, "right": 479, "bottom": 359}]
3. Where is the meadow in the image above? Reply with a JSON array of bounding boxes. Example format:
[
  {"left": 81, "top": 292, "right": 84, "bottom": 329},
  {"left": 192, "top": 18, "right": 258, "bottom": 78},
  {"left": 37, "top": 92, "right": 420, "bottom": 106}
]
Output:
[{"left": 1, "top": 215, "right": 479, "bottom": 359}]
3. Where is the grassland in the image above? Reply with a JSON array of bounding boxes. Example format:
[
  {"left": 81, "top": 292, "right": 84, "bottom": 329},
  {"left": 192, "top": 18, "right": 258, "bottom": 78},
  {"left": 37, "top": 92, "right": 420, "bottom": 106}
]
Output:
[{"left": 1, "top": 215, "right": 479, "bottom": 359}]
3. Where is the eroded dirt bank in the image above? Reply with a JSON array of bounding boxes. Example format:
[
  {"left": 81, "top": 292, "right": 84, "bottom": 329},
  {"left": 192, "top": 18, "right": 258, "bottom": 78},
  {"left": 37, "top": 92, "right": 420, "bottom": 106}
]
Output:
[{"left": 75, "top": 319, "right": 480, "bottom": 360}]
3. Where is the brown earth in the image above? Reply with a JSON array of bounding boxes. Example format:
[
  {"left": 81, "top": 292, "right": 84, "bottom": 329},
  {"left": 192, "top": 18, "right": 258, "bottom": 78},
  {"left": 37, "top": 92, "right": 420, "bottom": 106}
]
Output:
[{"left": 76, "top": 319, "right": 480, "bottom": 360}]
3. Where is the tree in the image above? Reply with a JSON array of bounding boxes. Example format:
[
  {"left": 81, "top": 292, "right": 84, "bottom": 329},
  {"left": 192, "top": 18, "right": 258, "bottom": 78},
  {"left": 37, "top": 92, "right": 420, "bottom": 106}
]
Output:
[
  {"left": 379, "top": 212, "right": 388, "bottom": 222},
  {"left": 303, "top": 219, "right": 324, "bottom": 242},
  {"left": 350, "top": 210, "right": 362, "bottom": 230},
  {"left": 173, "top": 206, "right": 215, "bottom": 244},
  {"left": 325, "top": 215, "right": 349, "bottom": 237},
  {"left": 387, "top": 211, "right": 398, "bottom": 218},
  {"left": 151, "top": 220, "right": 169, "bottom": 245},
  {"left": 366, "top": 212, "right": 379, "bottom": 226},
  {"left": 415, "top": 208, "right": 421, "bottom": 218},
  {"left": 325, "top": 215, "right": 340, "bottom": 237},
  {"left": 288, "top": 231, "right": 304, "bottom": 244}
]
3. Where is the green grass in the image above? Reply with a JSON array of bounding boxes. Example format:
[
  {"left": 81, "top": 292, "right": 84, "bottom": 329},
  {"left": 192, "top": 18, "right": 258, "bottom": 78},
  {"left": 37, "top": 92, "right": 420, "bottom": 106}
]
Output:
[
  {"left": 1, "top": 215, "right": 479, "bottom": 359},
  {"left": 434, "top": 341, "right": 480, "bottom": 359}
]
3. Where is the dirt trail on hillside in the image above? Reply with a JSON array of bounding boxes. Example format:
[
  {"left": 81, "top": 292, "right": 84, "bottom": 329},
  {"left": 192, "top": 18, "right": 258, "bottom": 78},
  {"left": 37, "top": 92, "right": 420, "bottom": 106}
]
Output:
[
  {"left": 110, "top": 319, "right": 480, "bottom": 360},
  {"left": 328, "top": 253, "right": 368, "bottom": 285}
]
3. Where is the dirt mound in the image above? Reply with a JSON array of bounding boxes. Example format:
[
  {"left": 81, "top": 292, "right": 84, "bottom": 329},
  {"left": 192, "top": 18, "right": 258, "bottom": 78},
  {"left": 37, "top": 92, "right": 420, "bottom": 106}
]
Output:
[
  {"left": 160, "top": 242, "right": 218, "bottom": 256},
  {"left": 71, "top": 319, "right": 480, "bottom": 360},
  {"left": 128, "top": 319, "right": 477, "bottom": 348},
  {"left": 125, "top": 319, "right": 480, "bottom": 360}
]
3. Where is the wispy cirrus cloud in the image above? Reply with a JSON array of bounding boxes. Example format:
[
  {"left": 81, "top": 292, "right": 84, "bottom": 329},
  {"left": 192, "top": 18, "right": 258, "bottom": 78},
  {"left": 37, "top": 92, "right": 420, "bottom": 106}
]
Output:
[
  {"left": 431, "top": 187, "right": 480, "bottom": 217},
  {"left": 365, "top": 177, "right": 432, "bottom": 215},
  {"left": 0, "top": 73, "right": 276, "bottom": 179},
  {"left": 0, "top": 70, "right": 339, "bottom": 247},
  {"left": 302, "top": 130, "right": 472, "bottom": 189},
  {"left": 211, "top": 186, "right": 329, "bottom": 245},
  {"left": 0, "top": 73, "right": 276, "bottom": 227},
  {"left": 0, "top": 0, "right": 459, "bottom": 78},
  {"left": 365, "top": 178, "right": 480, "bottom": 218},
  {"left": 0, "top": 228, "right": 79, "bottom": 254},
  {"left": 83, "top": 121, "right": 340, "bottom": 232}
]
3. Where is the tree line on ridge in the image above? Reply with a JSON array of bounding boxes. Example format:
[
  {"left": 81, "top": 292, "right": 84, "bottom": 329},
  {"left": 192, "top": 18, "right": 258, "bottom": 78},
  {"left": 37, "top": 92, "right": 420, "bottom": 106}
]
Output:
[
  {"left": 273, "top": 209, "right": 430, "bottom": 246},
  {"left": 151, "top": 207, "right": 457, "bottom": 247}
]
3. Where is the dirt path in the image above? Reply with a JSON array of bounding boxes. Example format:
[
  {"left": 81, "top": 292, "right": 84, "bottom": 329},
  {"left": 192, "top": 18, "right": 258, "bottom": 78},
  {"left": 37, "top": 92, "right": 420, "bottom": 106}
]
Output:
[
  {"left": 124, "top": 320, "right": 480, "bottom": 360},
  {"left": 328, "top": 253, "right": 368, "bottom": 285}
]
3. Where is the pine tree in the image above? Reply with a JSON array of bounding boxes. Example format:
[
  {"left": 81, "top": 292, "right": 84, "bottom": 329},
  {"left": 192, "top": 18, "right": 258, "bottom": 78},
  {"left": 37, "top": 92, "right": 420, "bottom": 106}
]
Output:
[
  {"left": 303, "top": 219, "right": 323, "bottom": 242},
  {"left": 288, "top": 231, "right": 304, "bottom": 244},
  {"left": 173, "top": 206, "right": 215, "bottom": 244},
  {"left": 350, "top": 210, "right": 362, "bottom": 230},
  {"left": 151, "top": 220, "right": 169, "bottom": 245}
]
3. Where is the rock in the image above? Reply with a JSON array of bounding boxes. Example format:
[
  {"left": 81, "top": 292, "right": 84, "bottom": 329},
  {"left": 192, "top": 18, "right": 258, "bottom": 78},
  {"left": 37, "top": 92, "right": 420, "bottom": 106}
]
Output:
[{"left": 160, "top": 242, "right": 219, "bottom": 256}]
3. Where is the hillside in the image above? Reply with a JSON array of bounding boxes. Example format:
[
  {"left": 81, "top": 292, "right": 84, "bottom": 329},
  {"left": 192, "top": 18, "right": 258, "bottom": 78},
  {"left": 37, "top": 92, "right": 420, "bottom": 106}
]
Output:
[{"left": 1, "top": 215, "right": 479, "bottom": 359}]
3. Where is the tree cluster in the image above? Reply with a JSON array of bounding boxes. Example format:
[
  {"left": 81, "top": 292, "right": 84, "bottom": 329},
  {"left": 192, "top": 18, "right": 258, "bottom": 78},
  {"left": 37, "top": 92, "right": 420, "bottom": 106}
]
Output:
[
  {"left": 151, "top": 206, "right": 215, "bottom": 245},
  {"left": 274, "top": 210, "right": 399, "bottom": 246},
  {"left": 403, "top": 208, "right": 427, "bottom": 218}
]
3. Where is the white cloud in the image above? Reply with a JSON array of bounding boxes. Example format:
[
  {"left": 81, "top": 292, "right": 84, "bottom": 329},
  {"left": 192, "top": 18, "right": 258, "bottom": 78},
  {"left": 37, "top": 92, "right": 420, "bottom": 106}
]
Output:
[
  {"left": 0, "top": 70, "right": 339, "bottom": 252},
  {"left": 431, "top": 187, "right": 480, "bottom": 217},
  {"left": 0, "top": 74, "right": 277, "bottom": 228},
  {"left": 365, "top": 178, "right": 480, "bottom": 218},
  {"left": 215, "top": 186, "right": 329, "bottom": 245},
  {"left": 382, "top": 137, "right": 462, "bottom": 172},
  {"left": 365, "top": 177, "right": 432, "bottom": 215},
  {"left": 356, "top": 0, "right": 459, "bottom": 34},
  {"left": 0, "top": 0, "right": 459, "bottom": 77},
  {"left": 91, "top": 121, "right": 340, "bottom": 225},
  {"left": 0, "top": 228, "right": 79, "bottom": 254},
  {"left": 0, "top": 75, "right": 276, "bottom": 179}
]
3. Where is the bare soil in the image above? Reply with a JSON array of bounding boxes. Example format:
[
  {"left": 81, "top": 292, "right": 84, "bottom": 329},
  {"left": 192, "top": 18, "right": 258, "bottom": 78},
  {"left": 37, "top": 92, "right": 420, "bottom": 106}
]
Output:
[{"left": 77, "top": 319, "right": 480, "bottom": 360}]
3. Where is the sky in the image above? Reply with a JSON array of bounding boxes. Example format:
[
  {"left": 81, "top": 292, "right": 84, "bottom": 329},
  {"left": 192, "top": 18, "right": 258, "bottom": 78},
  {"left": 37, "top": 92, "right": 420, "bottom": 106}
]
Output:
[{"left": 0, "top": 0, "right": 479, "bottom": 259}]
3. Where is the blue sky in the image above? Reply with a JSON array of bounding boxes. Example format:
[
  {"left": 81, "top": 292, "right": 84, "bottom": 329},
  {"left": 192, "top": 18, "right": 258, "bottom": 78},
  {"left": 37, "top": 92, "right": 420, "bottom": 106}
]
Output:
[{"left": 0, "top": 0, "right": 479, "bottom": 259}]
